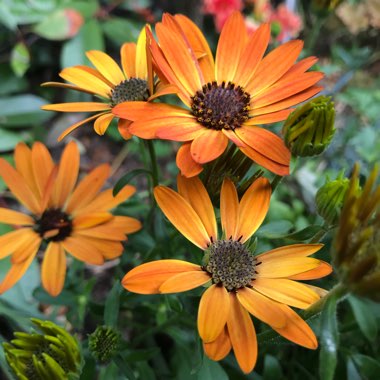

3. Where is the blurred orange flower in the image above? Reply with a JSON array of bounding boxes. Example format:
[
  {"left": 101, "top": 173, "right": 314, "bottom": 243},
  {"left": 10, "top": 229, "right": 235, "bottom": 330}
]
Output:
[
  {"left": 0, "top": 142, "right": 141, "bottom": 296},
  {"left": 113, "top": 12, "right": 323, "bottom": 177},
  {"left": 122, "top": 175, "right": 331, "bottom": 373}
]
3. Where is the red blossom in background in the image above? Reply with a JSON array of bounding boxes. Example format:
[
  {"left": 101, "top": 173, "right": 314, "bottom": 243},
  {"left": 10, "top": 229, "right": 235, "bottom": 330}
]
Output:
[{"left": 203, "top": 0, "right": 243, "bottom": 31}]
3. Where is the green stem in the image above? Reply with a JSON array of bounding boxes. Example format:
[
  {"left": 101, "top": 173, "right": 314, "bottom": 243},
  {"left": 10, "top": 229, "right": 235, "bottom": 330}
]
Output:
[
  {"left": 271, "top": 175, "right": 283, "bottom": 192},
  {"left": 257, "top": 283, "right": 347, "bottom": 345},
  {"left": 145, "top": 140, "right": 159, "bottom": 187},
  {"left": 309, "top": 223, "right": 330, "bottom": 243}
]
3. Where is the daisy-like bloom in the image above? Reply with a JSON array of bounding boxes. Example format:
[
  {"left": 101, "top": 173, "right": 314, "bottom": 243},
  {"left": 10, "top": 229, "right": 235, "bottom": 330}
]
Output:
[
  {"left": 122, "top": 175, "right": 332, "bottom": 373},
  {"left": 0, "top": 142, "right": 141, "bottom": 297},
  {"left": 113, "top": 12, "right": 323, "bottom": 177},
  {"left": 41, "top": 27, "right": 175, "bottom": 141}
]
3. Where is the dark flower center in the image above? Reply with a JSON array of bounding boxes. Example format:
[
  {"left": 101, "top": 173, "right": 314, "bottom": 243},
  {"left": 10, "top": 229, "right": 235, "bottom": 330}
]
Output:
[
  {"left": 36, "top": 208, "right": 72, "bottom": 242},
  {"left": 110, "top": 78, "right": 149, "bottom": 106},
  {"left": 205, "top": 239, "right": 256, "bottom": 291},
  {"left": 191, "top": 81, "right": 250, "bottom": 131}
]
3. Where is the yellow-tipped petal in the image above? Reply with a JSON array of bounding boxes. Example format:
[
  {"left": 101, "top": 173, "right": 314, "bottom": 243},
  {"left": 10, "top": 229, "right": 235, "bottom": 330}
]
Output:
[
  {"left": 289, "top": 261, "right": 332, "bottom": 280},
  {"left": 235, "top": 177, "right": 271, "bottom": 243},
  {"left": 122, "top": 260, "right": 202, "bottom": 294},
  {"left": 135, "top": 27, "right": 148, "bottom": 79},
  {"left": 177, "top": 174, "right": 217, "bottom": 242},
  {"left": 198, "top": 285, "right": 230, "bottom": 343},
  {"left": 220, "top": 178, "right": 239, "bottom": 239},
  {"left": 41, "top": 243, "right": 66, "bottom": 297},
  {"left": 227, "top": 292, "right": 257, "bottom": 374},
  {"left": 237, "top": 287, "right": 287, "bottom": 328},
  {"left": 154, "top": 186, "right": 211, "bottom": 249}
]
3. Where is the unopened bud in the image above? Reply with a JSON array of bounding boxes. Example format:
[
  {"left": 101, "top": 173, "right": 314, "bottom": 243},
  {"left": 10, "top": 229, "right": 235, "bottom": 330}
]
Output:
[
  {"left": 88, "top": 325, "right": 120, "bottom": 364},
  {"left": 283, "top": 96, "right": 335, "bottom": 157}
]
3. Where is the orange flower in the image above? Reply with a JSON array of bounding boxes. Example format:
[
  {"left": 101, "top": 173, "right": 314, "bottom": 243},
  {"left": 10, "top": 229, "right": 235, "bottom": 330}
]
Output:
[
  {"left": 122, "top": 176, "right": 332, "bottom": 373},
  {"left": 0, "top": 142, "right": 141, "bottom": 296},
  {"left": 41, "top": 27, "right": 175, "bottom": 141},
  {"left": 113, "top": 12, "right": 323, "bottom": 177}
]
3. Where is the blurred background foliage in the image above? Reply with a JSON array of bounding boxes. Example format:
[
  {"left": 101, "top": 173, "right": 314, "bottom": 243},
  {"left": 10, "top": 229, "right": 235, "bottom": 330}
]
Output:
[{"left": 0, "top": 0, "right": 379, "bottom": 379}]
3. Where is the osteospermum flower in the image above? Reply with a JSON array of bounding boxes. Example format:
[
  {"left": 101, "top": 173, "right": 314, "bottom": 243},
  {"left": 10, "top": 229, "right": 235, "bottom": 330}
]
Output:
[
  {"left": 0, "top": 142, "right": 141, "bottom": 296},
  {"left": 113, "top": 12, "right": 323, "bottom": 177},
  {"left": 41, "top": 27, "right": 175, "bottom": 141},
  {"left": 122, "top": 175, "right": 332, "bottom": 373}
]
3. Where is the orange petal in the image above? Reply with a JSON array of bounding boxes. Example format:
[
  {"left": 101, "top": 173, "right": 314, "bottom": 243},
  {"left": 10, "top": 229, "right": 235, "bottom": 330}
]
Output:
[
  {"left": 257, "top": 257, "right": 322, "bottom": 278},
  {"left": 41, "top": 102, "right": 111, "bottom": 112},
  {"left": 235, "top": 177, "right": 271, "bottom": 243},
  {"left": 234, "top": 23, "right": 270, "bottom": 86},
  {"left": 41, "top": 242, "right": 66, "bottom": 297},
  {"left": 66, "top": 164, "right": 110, "bottom": 213},
  {"left": 235, "top": 126, "right": 290, "bottom": 165},
  {"left": 0, "top": 158, "right": 40, "bottom": 214},
  {"left": 86, "top": 50, "right": 125, "bottom": 86},
  {"left": 62, "top": 236, "right": 104, "bottom": 265},
  {"left": 240, "top": 145, "right": 290, "bottom": 176},
  {"left": 122, "top": 259, "right": 202, "bottom": 294},
  {"left": 148, "top": 83, "right": 178, "bottom": 101},
  {"left": 121, "top": 42, "right": 136, "bottom": 78},
  {"left": 32, "top": 142, "right": 54, "bottom": 198},
  {"left": 156, "top": 22, "right": 202, "bottom": 96},
  {"left": 172, "top": 14, "right": 215, "bottom": 83},
  {"left": 252, "top": 278, "right": 320, "bottom": 309},
  {"left": 203, "top": 327, "right": 231, "bottom": 361},
  {"left": 135, "top": 27, "right": 148, "bottom": 79},
  {"left": 0, "top": 208, "right": 34, "bottom": 226},
  {"left": 247, "top": 109, "right": 292, "bottom": 125},
  {"left": 0, "top": 249, "right": 37, "bottom": 294},
  {"left": 176, "top": 143, "right": 204, "bottom": 178},
  {"left": 155, "top": 119, "right": 204, "bottom": 142},
  {"left": 227, "top": 292, "right": 257, "bottom": 374},
  {"left": 304, "top": 284, "right": 329, "bottom": 298},
  {"left": 257, "top": 244, "right": 324, "bottom": 262},
  {"left": 198, "top": 285, "right": 230, "bottom": 342},
  {"left": 159, "top": 270, "right": 210, "bottom": 293},
  {"left": 177, "top": 174, "right": 217, "bottom": 241},
  {"left": 118, "top": 119, "right": 133, "bottom": 140},
  {"left": 41, "top": 81, "right": 95, "bottom": 95},
  {"left": 246, "top": 40, "right": 304, "bottom": 95},
  {"left": 94, "top": 113, "right": 114, "bottom": 135},
  {"left": 74, "top": 236, "right": 124, "bottom": 260},
  {"left": 59, "top": 67, "right": 112, "bottom": 98},
  {"left": 289, "top": 261, "right": 333, "bottom": 280},
  {"left": 50, "top": 141, "right": 79, "bottom": 208},
  {"left": 190, "top": 129, "right": 228, "bottom": 164},
  {"left": 154, "top": 186, "right": 210, "bottom": 249},
  {"left": 57, "top": 113, "right": 109, "bottom": 141},
  {"left": 11, "top": 232, "right": 41, "bottom": 264},
  {"left": 237, "top": 287, "right": 287, "bottom": 328},
  {"left": 220, "top": 178, "right": 239, "bottom": 239},
  {"left": 0, "top": 228, "right": 38, "bottom": 260},
  {"left": 215, "top": 11, "right": 247, "bottom": 82},
  {"left": 272, "top": 304, "right": 318, "bottom": 349},
  {"left": 72, "top": 212, "right": 113, "bottom": 229},
  {"left": 111, "top": 215, "right": 142, "bottom": 235}
]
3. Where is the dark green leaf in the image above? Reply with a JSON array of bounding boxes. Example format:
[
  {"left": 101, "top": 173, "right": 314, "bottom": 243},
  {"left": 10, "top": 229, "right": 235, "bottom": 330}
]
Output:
[
  {"left": 104, "top": 281, "right": 122, "bottom": 328},
  {"left": 0, "top": 94, "right": 50, "bottom": 127},
  {"left": 113, "top": 169, "right": 153, "bottom": 196},
  {"left": 10, "top": 42, "right": 30, "bottom": 77},
  {"left": 351, "top": 354, "right": 380, "bottom": 380},
  {"left": 113, "top": 354, "right": 137, "bottom": 380},
  {"left": 0, "top": 128, "right": 30, "bottom": 152},
  {"left": 0, "top": 64, "right": 28, "bottom": 95},
  {"left": 283, "top": 225, "right": 324, "bottom": 241},
  {"left": 256, "top": 220, "right": 293, "bottom": 239},
  {"left": 347, "top": 357, "right": 362, "bottom": 380},
  {"left": 348, "top": 294, "right": 378, "bottom": 342},
  {"left": 102, "top": 17, "right": 142, "bottom": 46},
  {"left": 123, "top": 348, "right": 161, "bottom": 362},
  {"left": 197, "top": 355, "right": 229, "bottom": 380},
  {"left": 263, "top": 354, "right": 283, "bottom": 380},
  {"left": 319, "top": 293, "right": 339, "bottom": 380}
]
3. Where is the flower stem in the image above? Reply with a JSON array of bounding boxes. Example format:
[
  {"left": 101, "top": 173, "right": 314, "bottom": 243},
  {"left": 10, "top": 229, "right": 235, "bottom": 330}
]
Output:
[
  {"left": 145, "top": 140, "right": 159, "bottom": 187},
  {"left": 271, "top": 175, "right": 283, "bottom": 192},
  {"left": 309, "top": 223, "right": 330, "bottom": 243}
]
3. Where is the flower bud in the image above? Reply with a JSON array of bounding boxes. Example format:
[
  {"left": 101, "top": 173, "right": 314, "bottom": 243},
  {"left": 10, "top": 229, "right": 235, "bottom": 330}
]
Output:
[
  {"left": 316, "top": 173, "right": 349, "bottom": 225},
  {"left": 88, "top": 326, "right": 121, "bottom": 364},
  {"left": 3, "top": 318, "right": 82, "bottom": 380},
  {"left": 283, "top": 96, "right": 335, "bottom": 157},
  {"left": 332, "top": 164, "right": 380, "bottom": 301}
]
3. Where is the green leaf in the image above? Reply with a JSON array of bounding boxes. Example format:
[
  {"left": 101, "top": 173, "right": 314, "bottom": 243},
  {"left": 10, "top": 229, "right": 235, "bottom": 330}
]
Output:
[
  {"left": 61, "top": 19, "right": 104, "bottom": 68},
  {"left": 113, "top": 354, "right": 137, "bottom": 380},
  {"left": 347, "top": 357, "right": 361, "bottom": 380},
  {"left": 263, "top": 354, "right": 283, "bottom": 380},
  {"left": 113, "top": 169, "right": 153, "bottom": 196},
  {"left": 256, "top": 220, "right": 293, "bottom": 239},
  {"left": 283, "top": 225, "right": 324, "bottom": 241},
  {"left": 33, "top": 9, "right": 82, "bottom": 41},
  {"left": 348, "top": 294, "right": 378, "bottom": 342},
  {"left": 104, "top": 281, "right": 122, "bottom": 328},
  {"left": 319, "top": 293, "right": 339, "bottom": 380},
  {"left": 10, "top": 42, "right": 30, "bottom": 77},
  {"left": 0, "top": 94, "right": 50, "bottom": 127},
  {"left": 0, "top": 64, "right": 28, "bottom": 95},
  {"left": 0, "top": 128, "right": 30, "bottom": 152},
  {"left": 102, "top": 17, "right": 142, "bottom": 46},
  {"left": 197, "top": 355, "right": 229, "bottom": 380},
  {"left": 351, "top": 354, "right": 380, "bottom": 380}
]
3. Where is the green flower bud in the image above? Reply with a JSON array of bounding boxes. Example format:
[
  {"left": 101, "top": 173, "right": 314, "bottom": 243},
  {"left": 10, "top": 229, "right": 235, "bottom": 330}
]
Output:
[
  {"left": 3, "top": 319, "right": 82, "bottom": 380},
  {"left": 332, "top": 164, "right": 380, "bottom": 301},
  {"left": 316, "top": 173, "right": 349, "bottom": 225},
  {"left": 283, "top": 96, "right": 335, "bottom": 157},
  {"left": 88, "top": 326, "right": 120, "bottom": 364}
]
